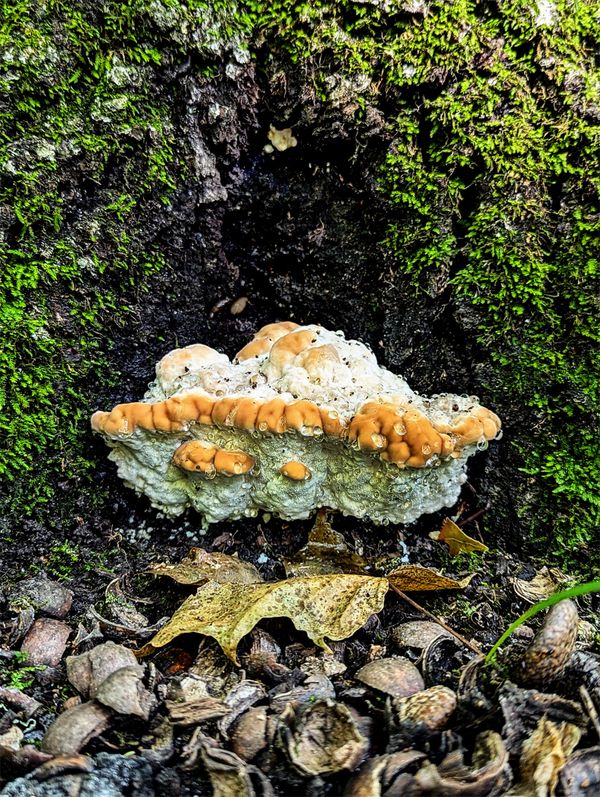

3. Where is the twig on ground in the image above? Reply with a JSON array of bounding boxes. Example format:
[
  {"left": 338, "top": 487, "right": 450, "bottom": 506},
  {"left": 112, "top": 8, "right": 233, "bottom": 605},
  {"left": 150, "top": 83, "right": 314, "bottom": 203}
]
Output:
[
  {"left": 457, "top": 503, "right": 490, "bottom": 528},
  {"left": 389, "top": 583, "right": 483, "bottom": 656},
  {"left": 580, "top": 685, "right": 600, "bottom": 741}
]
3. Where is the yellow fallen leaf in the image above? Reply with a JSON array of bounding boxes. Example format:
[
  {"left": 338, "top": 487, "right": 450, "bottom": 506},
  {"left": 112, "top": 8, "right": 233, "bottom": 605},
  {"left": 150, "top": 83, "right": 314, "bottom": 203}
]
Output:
[
  {"left": 147, "top": 547, "right": 262, "bottom": 586},
  {"left": 387, "top": 564, "right": 473, "bottom": 591},
  {"left": 139, "top": 574, "right": 388, "bottom": 664},
  {"left": 430, "top": 518, "right": 489, "bottom": 557}
]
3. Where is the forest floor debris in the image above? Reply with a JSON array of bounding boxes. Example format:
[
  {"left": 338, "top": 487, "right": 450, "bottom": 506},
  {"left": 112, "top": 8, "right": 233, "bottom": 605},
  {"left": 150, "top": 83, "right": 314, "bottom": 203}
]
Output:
[{"left": 0, "top": 511, "right": 598, "bottom": 796}]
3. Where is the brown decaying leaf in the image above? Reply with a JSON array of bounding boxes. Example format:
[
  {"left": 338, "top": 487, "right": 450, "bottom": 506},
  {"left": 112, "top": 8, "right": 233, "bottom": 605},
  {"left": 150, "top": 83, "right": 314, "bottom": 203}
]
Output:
[
  {"left": 148, "top": 547, "right": 262, "bottom": 586},
  {"left": 508, "top": 717, "right": 581, "bottom": 797},
  {"left": 512, "top": 566, "right": 567, "bottom": 604},
  {"left": 387, "top": 565, "right": 473, "bottom": 592},
  {"left": 430, "top": 518, "right": 489, "bottom": 557},
  {"left": 284, "top": 510, "right": 367, "bottom": 577},
  {"left": 140, "top": 575, "right": 389, "bottom": 664}
]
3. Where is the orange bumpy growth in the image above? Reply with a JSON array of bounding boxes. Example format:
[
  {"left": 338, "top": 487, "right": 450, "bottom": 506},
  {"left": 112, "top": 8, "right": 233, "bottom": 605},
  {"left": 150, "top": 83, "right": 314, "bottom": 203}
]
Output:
[
  {"left": 91, "top": 393, "right": 501, "bottom": 468},
  {"left": 235, "top": 321, "right": 300, "bottom": 361},
  {"left": 435, "top": 406, "right": 501, "bottom": 446},
  {"left": 281, "top": 461, "right": 312, "bottom": 480},
  {"left": 173, "top": 440, "right": 255, "bottom": 476},
  {"left": 348, "top": 402, "right": 455, "bottom": 468},
  {"left": 91, "top": 323, "right": 502, "bottom": 525}
]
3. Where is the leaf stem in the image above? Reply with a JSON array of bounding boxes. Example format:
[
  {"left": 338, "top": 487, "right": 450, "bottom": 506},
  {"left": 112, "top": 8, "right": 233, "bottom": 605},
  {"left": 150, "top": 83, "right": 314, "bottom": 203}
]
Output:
[{"left": 485, "top": 579, "right": 600, "bottom": 665}]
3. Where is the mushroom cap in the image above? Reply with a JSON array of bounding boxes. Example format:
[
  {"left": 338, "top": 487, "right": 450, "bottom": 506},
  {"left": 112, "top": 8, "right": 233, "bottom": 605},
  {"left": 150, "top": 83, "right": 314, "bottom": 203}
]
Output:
[
  {"left": 91, "top": 322, "right": 501, "bottom": 525},
  {"left": 235, "top": 321, "right": 300, "bottom": 361},
  {"left": 157, "top": 344, "right": 229, "bottom": 391}
]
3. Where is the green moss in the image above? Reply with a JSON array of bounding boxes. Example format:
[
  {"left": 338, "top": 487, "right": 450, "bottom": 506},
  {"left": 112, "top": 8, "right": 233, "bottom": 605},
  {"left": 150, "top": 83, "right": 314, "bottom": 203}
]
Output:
[
  {"left": 0, "top": 0, "right": 251, "bottom": 516},
  {"left": 0, "top": 652, "right": 46, "bottom": 691},
  {"left": 244, "top": 0, "right": 599, "bottom": 565},
  {"left": 45, "top": 540, "right": 80, "bottom": 580}
]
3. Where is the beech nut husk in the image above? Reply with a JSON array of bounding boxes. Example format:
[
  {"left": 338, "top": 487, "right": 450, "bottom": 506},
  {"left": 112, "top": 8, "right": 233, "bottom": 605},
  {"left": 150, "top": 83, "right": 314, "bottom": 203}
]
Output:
[{"left": 518, "top": 599, "right": 578, "bottom": 687}]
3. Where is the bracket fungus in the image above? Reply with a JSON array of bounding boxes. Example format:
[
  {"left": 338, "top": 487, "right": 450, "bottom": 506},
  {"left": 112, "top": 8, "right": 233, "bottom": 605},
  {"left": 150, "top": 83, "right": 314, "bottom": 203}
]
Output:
[{"left": 91, "top": 323, "right": 501, "bottom": 525}]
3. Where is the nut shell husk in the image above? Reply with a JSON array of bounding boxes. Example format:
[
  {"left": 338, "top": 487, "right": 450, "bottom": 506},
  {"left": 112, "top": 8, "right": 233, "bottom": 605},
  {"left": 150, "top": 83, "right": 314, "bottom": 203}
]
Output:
[
  {"left": 230, "top": 706, "right": 269, "bottom": 762},
  {"left": 355, "top": 656, "right": 424, "bottom": 698},
  {"left": 387, "top": 686, "right": 457, "bottom": 751},
  {"left": 518, "top": 599, "right": 578, "bottom": 687},
  {"left": 285, "top": 699, "right": 369, "bottom": 776}
]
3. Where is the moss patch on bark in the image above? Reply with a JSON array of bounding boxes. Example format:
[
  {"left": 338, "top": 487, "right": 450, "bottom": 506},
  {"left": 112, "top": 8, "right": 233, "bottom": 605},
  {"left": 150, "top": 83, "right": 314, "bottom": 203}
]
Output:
[
  {"left": 0, "top": 0, "right": 250, "bottom": 511},
  {"left": 242, "top": 0, "right": 599, "bottom": 565}
]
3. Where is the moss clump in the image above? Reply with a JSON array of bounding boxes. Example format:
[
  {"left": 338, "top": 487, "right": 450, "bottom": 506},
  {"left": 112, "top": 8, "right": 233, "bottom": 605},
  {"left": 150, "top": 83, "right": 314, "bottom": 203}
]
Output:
[
  {"left": 0, "top": 0, "right": 250, "bottom": 513},
  {"left": 243, "top": 0, "right": 600, "bottom": 565}
]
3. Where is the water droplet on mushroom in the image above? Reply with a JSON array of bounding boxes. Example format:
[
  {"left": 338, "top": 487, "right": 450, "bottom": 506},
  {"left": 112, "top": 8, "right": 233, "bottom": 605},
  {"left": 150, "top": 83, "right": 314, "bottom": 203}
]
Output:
[
  {"left": 300, "top": 425, "right": 314, "bottom": 436},
  {"left": 393, "top": 422, "right": 406, "bottom": 436},
  {"left": 258, "top": 422, "right": 268, "bottom": 432},
  {"left": 328, "top": 410, "right": 339, "bottom": 420},
  {"left": 234, "top": 462, "right": 244, "bottom": 474},
  {"left": 371, "top": 433, "right": 386, "bottom": 448},
  {"left": 422, "top": 443, "right": 432, "bottom": 456},
  {"left": 476, "top": 437, "right": 488, "bottom": 451}
]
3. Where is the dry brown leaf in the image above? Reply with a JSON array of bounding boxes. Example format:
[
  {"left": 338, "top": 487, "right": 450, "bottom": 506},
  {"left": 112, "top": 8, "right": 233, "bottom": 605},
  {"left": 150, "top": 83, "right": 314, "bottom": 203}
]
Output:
[
  {"left": 387, "top": 564, "right": 473, "bottom": 592},
  {"left": 430, "top": 518, "right": 489, "bottom": 557},
  {"left": 508, "top": 716, "right": 581, "bottom": 796},
  {"left": 148, "top": 547, "right": 262, "bottom": 586},
  {"left": 511, "top": 566, "right": 566, "bottom": 604},
  {"left": 284, "top": 511, "right": 367, "bottom": 577},
  {"left": 139, "top": 574, "right": 388, "bottom": 664},
  {"left": 197, "top": 733, "right": 259, "bottom": 796}
]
